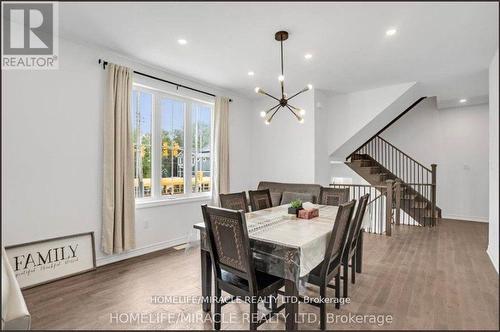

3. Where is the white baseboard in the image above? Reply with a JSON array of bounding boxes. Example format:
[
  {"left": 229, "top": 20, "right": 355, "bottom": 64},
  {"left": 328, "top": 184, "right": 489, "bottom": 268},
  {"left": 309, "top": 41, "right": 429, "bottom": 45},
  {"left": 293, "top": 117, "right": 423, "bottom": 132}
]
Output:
[
  {"left": 96, "top": 236, "right": 188, "bottom": 267},
  {"left": 487, "top": 245, "right": 499, "bottom": 274},
  {"left": 442, "top": 214, "right": 488, "bottom": 223}
]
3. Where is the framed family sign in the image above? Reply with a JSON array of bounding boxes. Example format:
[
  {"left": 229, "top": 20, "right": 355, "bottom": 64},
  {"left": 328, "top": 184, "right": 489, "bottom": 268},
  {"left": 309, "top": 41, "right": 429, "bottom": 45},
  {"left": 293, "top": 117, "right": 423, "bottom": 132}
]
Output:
[{"left": 5, "top": 232, "right": 96, "bottom": 289}]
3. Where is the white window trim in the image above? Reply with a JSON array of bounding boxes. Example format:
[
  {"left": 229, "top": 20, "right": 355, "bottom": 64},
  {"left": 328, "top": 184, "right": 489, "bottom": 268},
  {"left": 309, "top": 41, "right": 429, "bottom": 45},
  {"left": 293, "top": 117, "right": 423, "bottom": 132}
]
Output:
[
  {"left": 135, "top": 193, "right": 212, "bottom": 209},
  {"left": 133, "top": 83, "right": 214, "bottom": 207}
]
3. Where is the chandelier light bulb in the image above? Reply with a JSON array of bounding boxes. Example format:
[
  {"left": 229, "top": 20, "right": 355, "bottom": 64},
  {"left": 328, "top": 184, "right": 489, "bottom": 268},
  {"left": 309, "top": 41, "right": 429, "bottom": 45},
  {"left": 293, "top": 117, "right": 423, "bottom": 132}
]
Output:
[
  {"left": 260, "top": 111, "right": 266, "bottom": 118},
  {"left": 299, "top": 118, "right": 304, "bottom": 124},
  {"left": 278, "top": 75, "right": 285, "bottom": 82},
  {"left": 299, "top": 109, "right": 306, "bottom": 115},
  {"left": 255, "top": 87, "right": 261, "bottom": 93},
  {"left": 386, "top": 28, "right": 397, "bottom": 36},
  {"left": 265, "top": 120, "right": 270, "bottom": 125},
  {"left": 307, "top": 84, "right": 313, "bottom": 90}
]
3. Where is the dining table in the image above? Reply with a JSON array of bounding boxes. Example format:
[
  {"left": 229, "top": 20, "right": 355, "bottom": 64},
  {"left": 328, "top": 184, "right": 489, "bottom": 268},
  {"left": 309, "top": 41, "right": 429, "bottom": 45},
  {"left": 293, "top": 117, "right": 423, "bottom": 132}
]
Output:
[{"left": 193, "top": 203, "right": 367, "bottom": 330}]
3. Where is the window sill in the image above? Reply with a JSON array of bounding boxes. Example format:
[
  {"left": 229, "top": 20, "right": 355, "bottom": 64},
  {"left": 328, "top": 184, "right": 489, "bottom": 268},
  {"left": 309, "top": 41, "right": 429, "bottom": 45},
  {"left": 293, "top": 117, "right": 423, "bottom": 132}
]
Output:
[{"left": 135, "top": 194, "right": 212, "bottom": 209}]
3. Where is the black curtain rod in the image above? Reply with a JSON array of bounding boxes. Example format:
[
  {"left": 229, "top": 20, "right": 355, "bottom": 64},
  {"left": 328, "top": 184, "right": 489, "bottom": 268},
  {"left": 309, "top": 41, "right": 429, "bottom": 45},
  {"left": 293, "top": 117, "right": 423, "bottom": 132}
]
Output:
[{"left": 98, "top": 59, "right": 232, "bottom": 102}]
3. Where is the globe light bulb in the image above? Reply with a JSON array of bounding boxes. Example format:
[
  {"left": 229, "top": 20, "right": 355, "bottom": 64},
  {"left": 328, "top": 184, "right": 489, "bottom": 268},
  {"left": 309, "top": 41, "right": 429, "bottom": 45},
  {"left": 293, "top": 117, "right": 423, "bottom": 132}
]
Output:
[
  {"left": 386, "top": 29, "right": 397, "bottom": 36},
  {"left": 278, "top": 75, "right": 285, "bottom": 82},
  {"left": 255, "top": 87, "right": 261, "bottom": 93},
  {"left": 299, "top": 109, "right": 306, "bottom": 115},
  {"left": 260, "top": 111, "right": 266, "bottom": 118},
  {"left": 265, "top": 120, "right": 270, "bottom": 125},
  {"left": 299, "top": 118, "right": 305, "bottom": 124},
  {"left": 307, "top": 84, "right": 313, "bottom": 90}
]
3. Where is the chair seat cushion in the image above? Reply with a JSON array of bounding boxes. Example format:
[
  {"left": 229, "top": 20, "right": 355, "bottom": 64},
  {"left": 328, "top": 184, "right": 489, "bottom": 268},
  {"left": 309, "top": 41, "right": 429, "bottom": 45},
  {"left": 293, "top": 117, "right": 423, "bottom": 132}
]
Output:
[
  {"left": 221, "top": 269, "right": 283, "bottom": 292},
  {"left": 281, "top": 192, "right": 314, "bottom": 205}
]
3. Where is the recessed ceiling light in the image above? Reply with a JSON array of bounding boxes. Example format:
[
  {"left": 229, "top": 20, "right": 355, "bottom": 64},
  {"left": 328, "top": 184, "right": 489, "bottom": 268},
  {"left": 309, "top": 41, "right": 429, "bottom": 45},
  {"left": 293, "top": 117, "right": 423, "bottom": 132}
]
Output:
[
  {"left": 386, "top": 28, "right": 397, "bottom": 36},
  {"left": 304, "top": 53, "right": 312, "bottom": 60},
  {"left": 177, "top": 39, "right": 187, "bottom": 45},
  {"left": 459, "top": 98, "right": 467, "bottom": 103},
  {"left": 248, "top": 71, "right": 254, "bottom": 76}
]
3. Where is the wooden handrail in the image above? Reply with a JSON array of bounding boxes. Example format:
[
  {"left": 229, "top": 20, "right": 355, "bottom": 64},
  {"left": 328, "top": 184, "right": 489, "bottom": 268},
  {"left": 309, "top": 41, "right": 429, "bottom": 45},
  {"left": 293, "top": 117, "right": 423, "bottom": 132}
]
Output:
[
  {"left": 375, "top": 136, "right": 432, "bottom": 173},
  {"left": 328, "top": 184, "right": 386, "bottom": 189},
  {"left": 347, "top": 96, "right": 427, "bottom": 160},
  {"left": 329, "top": 183, "right": 393, "bottom": 235}
]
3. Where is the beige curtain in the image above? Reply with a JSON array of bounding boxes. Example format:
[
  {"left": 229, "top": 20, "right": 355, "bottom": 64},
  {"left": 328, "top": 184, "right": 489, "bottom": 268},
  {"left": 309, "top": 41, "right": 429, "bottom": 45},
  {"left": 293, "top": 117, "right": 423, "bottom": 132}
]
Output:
[
  {"left": 102, "top": 63, "right": 135, "bottom": 255},
  {"left": 212, "top": 96, "right": 230, "bottom": 205}
]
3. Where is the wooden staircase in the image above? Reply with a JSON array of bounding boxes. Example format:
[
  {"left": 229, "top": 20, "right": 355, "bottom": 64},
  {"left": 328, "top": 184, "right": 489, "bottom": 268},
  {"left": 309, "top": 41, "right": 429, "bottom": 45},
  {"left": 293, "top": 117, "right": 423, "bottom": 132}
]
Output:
[{"left": 346, "top": 136, "right": 440, "bottom": 227}]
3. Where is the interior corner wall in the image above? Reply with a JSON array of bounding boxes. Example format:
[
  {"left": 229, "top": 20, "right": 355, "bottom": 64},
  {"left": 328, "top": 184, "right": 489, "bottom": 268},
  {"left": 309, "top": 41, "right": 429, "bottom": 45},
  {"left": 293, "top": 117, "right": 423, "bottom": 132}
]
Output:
[
  {"left": 1, "top": 37, "right": 253, "bottom": 266},
  {"left": 380, "top": 97, "right": 490, "bottom": 223},
  {"left": 327, "top": 82, "right": 417, "bottom": 160},
  {"left": 314, "top": 89, "right": 331, "bottom": 186},
  {"left": 488, "top": 49, "right": 499, "bottom": 273}
]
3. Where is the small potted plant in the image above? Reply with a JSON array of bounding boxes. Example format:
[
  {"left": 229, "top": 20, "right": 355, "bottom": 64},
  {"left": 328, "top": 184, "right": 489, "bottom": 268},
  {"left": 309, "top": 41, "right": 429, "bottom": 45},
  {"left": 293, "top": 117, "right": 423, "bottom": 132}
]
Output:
[{"left": 288, "top": 199, "right": 304, "bottom": 216}]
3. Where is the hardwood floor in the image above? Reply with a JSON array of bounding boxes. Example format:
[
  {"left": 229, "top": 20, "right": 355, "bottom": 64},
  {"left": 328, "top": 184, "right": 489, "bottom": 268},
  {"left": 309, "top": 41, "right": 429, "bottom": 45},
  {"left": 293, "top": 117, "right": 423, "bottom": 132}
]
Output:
[{"left": 23, "top": 219, "right": 499, "bottom": 330}]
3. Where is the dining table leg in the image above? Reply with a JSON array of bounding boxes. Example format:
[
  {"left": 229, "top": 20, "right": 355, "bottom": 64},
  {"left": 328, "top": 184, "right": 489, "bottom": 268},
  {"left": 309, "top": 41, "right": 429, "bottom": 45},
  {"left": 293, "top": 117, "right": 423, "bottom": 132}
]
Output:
[
  {"left": 285, "top": 279, "right": 298, "bottom": 331},
  {"left": 356, "top": 231, "right": 364, "bottom": 273},
  {"left": 200, "top": 248, "right": 212, "bottom": 312}
]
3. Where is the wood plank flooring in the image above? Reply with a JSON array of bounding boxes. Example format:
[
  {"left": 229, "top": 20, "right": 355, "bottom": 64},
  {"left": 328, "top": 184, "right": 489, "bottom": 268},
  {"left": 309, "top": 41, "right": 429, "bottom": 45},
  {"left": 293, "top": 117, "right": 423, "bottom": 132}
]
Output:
[{"left": 22, "top": 219, "right": 499, "bottom": 330}]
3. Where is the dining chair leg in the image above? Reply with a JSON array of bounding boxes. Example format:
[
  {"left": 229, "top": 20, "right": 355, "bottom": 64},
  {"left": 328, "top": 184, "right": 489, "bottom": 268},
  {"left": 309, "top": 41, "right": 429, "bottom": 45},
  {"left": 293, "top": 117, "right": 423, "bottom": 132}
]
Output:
[
  {"left": 249, "top": 302, "right": 258, "bottom": 331},
  {"left": 351, "top": 255, "right": 356, "bottom": 284},
  {"left": 343, "top": 260, "right": 349, "bottom": 299},
  {"left": 320, "top": 284, "right": 327, "bottom": 330},
  {"left": 335, "top": 272, "right": 341, "bottom": 309},
  {"left": 214, "top": 284, "right": 222, "bottom": 330}
]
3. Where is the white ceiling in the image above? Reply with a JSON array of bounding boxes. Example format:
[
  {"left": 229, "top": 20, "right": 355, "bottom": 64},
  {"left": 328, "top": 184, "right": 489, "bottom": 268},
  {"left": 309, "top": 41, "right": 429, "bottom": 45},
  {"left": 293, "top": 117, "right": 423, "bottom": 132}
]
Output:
[{"left": 59, "top": 2, "right": 498, "bottom": 100}]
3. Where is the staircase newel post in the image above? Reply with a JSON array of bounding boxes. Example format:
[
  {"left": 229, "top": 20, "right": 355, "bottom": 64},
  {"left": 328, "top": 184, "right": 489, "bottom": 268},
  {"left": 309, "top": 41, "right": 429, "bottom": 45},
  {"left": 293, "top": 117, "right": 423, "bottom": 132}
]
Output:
[
  {"left": 395, "top": 180, "right": 401, "bottom": 225},
  {"left": 431, "top": 164, "right": 437, "bottom": 227},
  {"left": 385, "top": 180, "right": 394, "bottom": 236}
]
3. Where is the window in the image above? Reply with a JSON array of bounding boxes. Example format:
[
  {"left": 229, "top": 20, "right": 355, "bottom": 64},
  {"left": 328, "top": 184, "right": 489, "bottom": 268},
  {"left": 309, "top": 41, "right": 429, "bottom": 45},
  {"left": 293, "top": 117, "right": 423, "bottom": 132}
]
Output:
[
  {"left": 132, "top": 89, "right": 153, "bottom": 198},
  {"left": 132, "top": 84, "right": 213, "bottom": 202},
  {"left": 191, "top": 103, "right": 212, "bottom": 194}
]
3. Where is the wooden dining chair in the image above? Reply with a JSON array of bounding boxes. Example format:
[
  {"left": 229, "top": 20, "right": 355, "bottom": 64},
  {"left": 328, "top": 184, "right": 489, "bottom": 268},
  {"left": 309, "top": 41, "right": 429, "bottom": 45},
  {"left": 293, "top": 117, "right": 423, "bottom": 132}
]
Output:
[
  {"left": 305, "top": 200, "right": 356, "bottom": 330},
  {"left": 201, "top": 205, "right": 285, "bottom": 330},
  {"left": 341, "top": 194, "right": 369, "bottom": 299},
  {"left": 219, "top": 192, "right": 249, "bottom": 212},
  {"left": 248, "top": 189, "right": 273, "bottom": 211},
  {"left": 319, "top": 187, "right": 350, "bottom": 206}
]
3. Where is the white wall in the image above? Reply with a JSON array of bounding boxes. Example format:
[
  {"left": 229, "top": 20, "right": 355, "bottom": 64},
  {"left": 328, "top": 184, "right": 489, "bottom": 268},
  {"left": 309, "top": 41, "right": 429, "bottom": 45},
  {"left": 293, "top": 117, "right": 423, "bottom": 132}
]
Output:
[
  {"left": 327, "top": 82, "right": 419, "bottom": 160},
  {"left": 1, "top": 38, "right": 253, "bottom": 265},
  {"left": 314, "top": 90, "right": 331, "bottom": 186},
  {"left": 380, "top": 97, "right": 489, "bottom": 222},
  {"left": 488, "top": 50, "right": 499, "bottom": 273},
  {"left": 248, "top": 90, "right": 316, "bottom": 187}
]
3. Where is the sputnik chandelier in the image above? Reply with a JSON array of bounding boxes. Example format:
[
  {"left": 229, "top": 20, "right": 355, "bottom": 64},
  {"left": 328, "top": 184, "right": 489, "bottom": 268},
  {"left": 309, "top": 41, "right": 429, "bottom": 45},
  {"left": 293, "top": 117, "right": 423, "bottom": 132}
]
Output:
[{"left": 255, "top": 31, "right": 312, "bottom": 124}]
